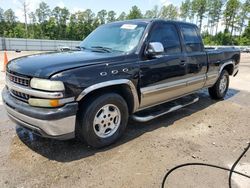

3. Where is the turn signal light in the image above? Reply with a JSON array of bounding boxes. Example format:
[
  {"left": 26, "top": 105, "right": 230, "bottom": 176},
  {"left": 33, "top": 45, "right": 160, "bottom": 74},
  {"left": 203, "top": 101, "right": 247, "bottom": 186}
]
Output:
[{"left": 28, "top": 98, "right": 63, "bottom": 108}]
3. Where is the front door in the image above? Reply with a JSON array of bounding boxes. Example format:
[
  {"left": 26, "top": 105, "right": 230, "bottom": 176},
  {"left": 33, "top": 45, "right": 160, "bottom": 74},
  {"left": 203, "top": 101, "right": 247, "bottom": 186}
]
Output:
[{"left": 139, "top": 22, "right": 188, "bottom": 109}]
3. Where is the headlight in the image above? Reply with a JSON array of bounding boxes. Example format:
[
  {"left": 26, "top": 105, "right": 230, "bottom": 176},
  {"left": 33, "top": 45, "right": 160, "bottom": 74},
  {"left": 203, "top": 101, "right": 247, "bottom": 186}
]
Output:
[
  {"left": 30, "top": 78, "right": 65, "bottom": 91},
  {"left": 28, "top": 97, "right": 74, "bottom": 108}
]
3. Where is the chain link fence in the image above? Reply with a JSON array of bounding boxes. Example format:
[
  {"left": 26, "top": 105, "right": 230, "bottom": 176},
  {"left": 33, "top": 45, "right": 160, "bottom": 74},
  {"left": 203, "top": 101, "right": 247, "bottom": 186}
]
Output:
[
  {"left": 1, "top": 37, "right": 249, "bottom": 52},
  {"left": 0, "top": 37, "right": 81, "bottom": 51}
]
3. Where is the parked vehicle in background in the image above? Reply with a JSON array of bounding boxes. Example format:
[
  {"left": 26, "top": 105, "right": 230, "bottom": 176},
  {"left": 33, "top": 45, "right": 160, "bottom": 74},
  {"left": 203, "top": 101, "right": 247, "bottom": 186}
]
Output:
[
  {"left": 57, "top": 46, "right": 71, "bottom": 52},
  {"left": 2, "top": 19, "right": 240, "bottom": 148},
  {"left": 242, "top": 48, "right": 250, "bottom": 53}
]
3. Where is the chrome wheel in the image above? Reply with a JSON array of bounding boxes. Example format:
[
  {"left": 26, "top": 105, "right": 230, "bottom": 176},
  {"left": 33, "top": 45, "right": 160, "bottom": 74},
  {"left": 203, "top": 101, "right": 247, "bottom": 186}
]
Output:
[
  {"left": 93, "top": 104, "right": 121, "bottom": 138},
  {"left": 219, "top": 75, "right": 228, "bottom": 94}
]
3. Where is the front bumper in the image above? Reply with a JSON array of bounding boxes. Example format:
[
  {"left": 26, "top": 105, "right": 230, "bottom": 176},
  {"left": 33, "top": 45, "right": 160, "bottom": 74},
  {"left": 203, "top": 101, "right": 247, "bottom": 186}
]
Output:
[{"left": 2, "top": 87, "right": 78, "bottom": 140}]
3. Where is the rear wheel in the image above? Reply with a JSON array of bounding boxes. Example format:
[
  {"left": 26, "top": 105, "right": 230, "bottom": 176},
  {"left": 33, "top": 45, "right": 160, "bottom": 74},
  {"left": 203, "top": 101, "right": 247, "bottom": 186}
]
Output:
[
  {"left": 76, "top": 93, "right": 128, "bottom": 148},
  {"left": 208, "top": 70, "right": 229, "bottom": 99}
]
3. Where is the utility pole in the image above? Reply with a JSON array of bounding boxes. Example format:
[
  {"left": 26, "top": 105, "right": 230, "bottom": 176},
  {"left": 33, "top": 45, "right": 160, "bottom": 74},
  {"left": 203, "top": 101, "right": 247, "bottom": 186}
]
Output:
[{"left": 19, "top": 0, "right": 29, "bottom": 38}]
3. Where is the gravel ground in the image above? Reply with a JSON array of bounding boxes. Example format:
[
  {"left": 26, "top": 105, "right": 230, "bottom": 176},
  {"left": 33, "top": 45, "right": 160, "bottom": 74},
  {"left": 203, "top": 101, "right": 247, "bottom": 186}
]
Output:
[{"left": 0, "top": 51, "right": 249, "bottom": 188}]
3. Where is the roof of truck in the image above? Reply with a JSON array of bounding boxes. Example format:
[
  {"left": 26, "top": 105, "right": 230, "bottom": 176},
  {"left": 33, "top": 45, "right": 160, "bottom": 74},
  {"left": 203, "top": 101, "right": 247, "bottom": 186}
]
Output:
[{"left": 108, "top": 19, "right": 198, "bottom": 27}]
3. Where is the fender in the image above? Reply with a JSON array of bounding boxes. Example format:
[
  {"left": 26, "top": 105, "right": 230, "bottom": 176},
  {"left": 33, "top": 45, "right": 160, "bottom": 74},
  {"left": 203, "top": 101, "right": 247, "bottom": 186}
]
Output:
[
  {"left": 219, "top": 60, "right": 235, "bottom": 74},
  {"left": 76, "top": 79, "right": 140, "bottom": 113}
]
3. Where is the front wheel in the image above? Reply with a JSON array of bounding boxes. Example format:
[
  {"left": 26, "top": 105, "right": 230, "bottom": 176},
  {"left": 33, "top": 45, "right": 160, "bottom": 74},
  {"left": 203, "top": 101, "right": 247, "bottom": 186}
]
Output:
[
  {"left": 76, "top": 93, "right": 128, "bottom": 148},
  {"left": 208, "top": 70, "right": 229, "bottom": 99}
]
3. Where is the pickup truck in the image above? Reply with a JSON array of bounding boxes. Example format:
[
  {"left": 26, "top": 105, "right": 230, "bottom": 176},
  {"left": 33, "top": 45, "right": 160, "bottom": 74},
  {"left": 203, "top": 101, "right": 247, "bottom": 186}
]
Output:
[{"left": 2, "top": 19, "right": 240, "bottom": 148}]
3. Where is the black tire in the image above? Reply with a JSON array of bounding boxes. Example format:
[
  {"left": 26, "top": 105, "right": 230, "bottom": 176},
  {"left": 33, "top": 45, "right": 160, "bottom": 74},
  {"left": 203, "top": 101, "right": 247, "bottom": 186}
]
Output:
[
  {"left": 208, "top": 70, "right": 229, "bottom": 99},
  {"left": 76, "top": 93, "right": 128, "bottom": 148}
]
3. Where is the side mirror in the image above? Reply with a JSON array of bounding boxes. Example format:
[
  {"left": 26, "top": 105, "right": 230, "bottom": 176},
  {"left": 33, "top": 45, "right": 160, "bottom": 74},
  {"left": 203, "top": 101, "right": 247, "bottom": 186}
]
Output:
[{"left": 146, "top": 42, "right": 164, "bottom": 58}]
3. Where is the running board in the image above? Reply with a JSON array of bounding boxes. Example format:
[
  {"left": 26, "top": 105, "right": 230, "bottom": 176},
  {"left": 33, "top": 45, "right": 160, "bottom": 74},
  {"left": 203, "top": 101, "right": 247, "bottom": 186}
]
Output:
[{"left": 131, "top": 94, "right": 199, "bottom": 122}]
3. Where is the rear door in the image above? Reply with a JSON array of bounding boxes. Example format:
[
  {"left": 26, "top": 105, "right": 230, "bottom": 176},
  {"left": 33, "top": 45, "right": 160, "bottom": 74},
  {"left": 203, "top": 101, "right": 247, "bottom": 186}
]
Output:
[
  {"left": 179, "top": 24, "right": 207, "bottom": 93},
  {"left": 139, "top": 22, "right": 188, "bottom": 109}
]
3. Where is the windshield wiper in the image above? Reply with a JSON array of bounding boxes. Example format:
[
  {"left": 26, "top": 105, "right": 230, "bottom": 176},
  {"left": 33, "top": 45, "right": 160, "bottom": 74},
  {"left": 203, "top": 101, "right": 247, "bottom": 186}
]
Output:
[
  {"left": 79, "top": 46, "right": 87, "bottom": 50},
  {"left": 75, "top": 46, "right": 87, "bottom": 51},
  {"left": 90, "top": 46, "right": 113, "bottom": 53}
]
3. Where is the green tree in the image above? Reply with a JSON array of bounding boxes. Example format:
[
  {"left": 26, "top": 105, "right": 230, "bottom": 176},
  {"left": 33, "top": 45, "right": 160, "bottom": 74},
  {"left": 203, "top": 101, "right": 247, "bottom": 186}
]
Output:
[
  {"left": 83, "top": 9, "right": 96, "bottom": 36},
  {"left": 144, "top": 5, "right": 160, "bottom": 19},
  {"left": 0, "top": 7, "right": 4, "bottom": 21},
  {"left": 52, "top": 6, "right": 61, "bottom": 24},
  {"left": 1, "top": 2, "right": 250, "bottom": 45},
  {"left": 117, "top": 12, "right": 126, "bottom": 21},
  {"left": 202, "top": 32, "right": 217, "bottom": 45},
  {"left": 35, "top": 2, "right": 50, "bottom": 23},
  {"left": 74, "top": 9, "right": 95, "bottom": 40},
  {"left": 160, "top": 4, "right": 179, "bottom": 20},
  {"left": 13, "top": 23, "right": 25, "bottom": 38},
  {"left": 127, "top": 6, "right": 143, "bottom": 19},
  {"left": 192, "top": 0, "right": 207, "bottom": 29},
  {"left": 67, "top": 13, "right": 77, "bottom": 40},
  {"left": 223, "top": 0, "right": 241, "bottom": 37},
  {"left": 35, "top": 2, "right": 51, "bottom": 38},
  {"left": 190, "top": 0, "right": 198, "bottom": 23},
  {"left": 152, "top": 5, "right": 160, "bottom": 18},
  {"left": 213, "top": 0, "right": 225, "bottom": 35},
  {"left": 107, "top": 11, "right": 116, "bottom": 22},
  {"left": 28, "top": 12, "right": 37, "bottom": 38},
  {"left": 29, "top": 12, "right": 36, "bottom": 23},
  {"left": 207, "top": 0, "right": 225, "bottom": 35},
  {"left": 144, "top": 10, "right": 155, "bottom": 18},
  {"left": 0, "top": 7, "right": 5, "bottom": 36},
  {"left": 215, "top": 31, "right": 232, "bottom": 45},
  {"left": 4, "top": 9, "right": 16, "bottom": 37},
  {"left": 52, "top": 7, "right": 70, "bottom": 39},
  {"left": 46, "top": 17, "right": 57, "bottom": 39},
  {"left": 238, "top": 21, "right": 250, "bottom": 44},
  {"left": 4, "top": 9, "right": 16, "bottom": 23},
  {"left": 238, "top": 0, "right": 250, "bottom": 35},
  {"left": 97, "top": 10, "right": 107, "bottom": 24},
  {"left": 180, "top": 0, "right": 191, "bottom": 21}
]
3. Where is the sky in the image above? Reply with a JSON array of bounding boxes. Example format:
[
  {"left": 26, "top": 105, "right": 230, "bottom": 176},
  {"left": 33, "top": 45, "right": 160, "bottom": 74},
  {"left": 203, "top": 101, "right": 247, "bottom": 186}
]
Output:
[
  {"left": 0, "top": 0, "right": 181, "bottom": 22},
  {"left": 0, "top": 0, "right": 246, "bottom": 34}
]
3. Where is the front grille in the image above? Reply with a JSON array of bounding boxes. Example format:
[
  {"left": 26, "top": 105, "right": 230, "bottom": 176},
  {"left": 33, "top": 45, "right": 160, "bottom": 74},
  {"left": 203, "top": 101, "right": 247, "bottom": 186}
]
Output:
[
  {"left": 6, "top": 72, "right": 31, "bottom": 102},
  {"left": 7, "top": 72, "right": 30, "bottom": 87},
  {"left": 10, "top": 90, "right": 30, "bottom": 101}
]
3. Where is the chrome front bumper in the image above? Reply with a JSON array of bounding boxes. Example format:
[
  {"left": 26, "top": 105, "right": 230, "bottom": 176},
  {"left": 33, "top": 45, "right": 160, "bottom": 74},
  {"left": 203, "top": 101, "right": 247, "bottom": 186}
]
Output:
[{"left": 2, "top": 87, "right": 78, "bottom": 140}]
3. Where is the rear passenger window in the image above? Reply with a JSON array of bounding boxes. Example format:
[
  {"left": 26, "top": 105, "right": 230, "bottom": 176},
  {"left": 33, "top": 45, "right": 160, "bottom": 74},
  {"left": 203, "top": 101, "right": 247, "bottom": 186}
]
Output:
[
  {"left": 149, "top": 23, "right": 181, "bottom": 55},
  {"left": 180, "top": 25, "right": 202, "bottom": 52}
]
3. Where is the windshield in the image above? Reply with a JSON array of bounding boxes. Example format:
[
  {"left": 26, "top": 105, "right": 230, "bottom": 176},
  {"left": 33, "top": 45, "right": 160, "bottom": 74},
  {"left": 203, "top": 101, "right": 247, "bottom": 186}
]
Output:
[{"left": 80, "top": 23, "right": 147, "bottom": 53}]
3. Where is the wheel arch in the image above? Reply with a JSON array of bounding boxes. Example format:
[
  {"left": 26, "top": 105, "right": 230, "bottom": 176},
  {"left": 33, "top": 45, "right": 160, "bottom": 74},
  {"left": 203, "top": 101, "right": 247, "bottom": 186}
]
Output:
[
  {"left": 222, "top": 63, "right": 234, "bottom": 75},
  {"left": 220, "top": 53, "right": 240, "bottom": 76},
  {"left": 232, "top": 54, "right": 240, "bottom": 64},
  {"left": 76, "top": 80, "right": 140, "bottom": 114},
  {"left": 220, "top": 61, "right": 234, "bottom": 76}
]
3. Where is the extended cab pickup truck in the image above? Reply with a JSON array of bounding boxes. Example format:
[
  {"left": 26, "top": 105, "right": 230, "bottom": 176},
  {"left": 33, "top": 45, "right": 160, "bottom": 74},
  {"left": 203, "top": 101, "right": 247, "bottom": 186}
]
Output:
[{"left": 2, "top": 19, "right": 240, "bottom": 148}]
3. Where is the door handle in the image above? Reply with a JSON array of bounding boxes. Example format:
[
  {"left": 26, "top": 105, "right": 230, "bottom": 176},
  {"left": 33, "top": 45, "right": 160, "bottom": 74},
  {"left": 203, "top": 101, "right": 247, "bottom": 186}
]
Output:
[{"left": 179, "top": 60, "right": 186, "bottom": 66}]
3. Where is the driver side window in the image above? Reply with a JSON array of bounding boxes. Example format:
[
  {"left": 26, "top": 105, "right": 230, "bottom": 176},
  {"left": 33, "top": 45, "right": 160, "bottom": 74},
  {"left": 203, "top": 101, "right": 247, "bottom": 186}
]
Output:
[{"left": 148, "top": 23, "right": 182, "bottom": 55}]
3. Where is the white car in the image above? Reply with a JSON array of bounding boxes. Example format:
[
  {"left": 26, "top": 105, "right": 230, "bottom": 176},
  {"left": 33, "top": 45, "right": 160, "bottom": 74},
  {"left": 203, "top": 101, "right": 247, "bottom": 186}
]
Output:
[{"left": 242, "top": 48, "right": 250, "bottom": 53}]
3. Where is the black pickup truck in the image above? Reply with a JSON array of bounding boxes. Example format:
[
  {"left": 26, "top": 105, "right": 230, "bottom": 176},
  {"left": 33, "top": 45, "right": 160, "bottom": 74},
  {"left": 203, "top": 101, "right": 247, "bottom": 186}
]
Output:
[{"left": 2, "top": 19, "right": 240, "bottom": 148}]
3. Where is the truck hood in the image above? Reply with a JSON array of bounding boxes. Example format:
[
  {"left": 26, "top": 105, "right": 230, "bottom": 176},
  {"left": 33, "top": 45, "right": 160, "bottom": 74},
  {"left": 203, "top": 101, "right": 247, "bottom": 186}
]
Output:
[{"left": 7, "top": 51, "right": 126, "bottom": 78}]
